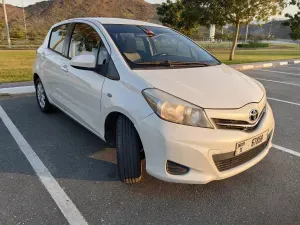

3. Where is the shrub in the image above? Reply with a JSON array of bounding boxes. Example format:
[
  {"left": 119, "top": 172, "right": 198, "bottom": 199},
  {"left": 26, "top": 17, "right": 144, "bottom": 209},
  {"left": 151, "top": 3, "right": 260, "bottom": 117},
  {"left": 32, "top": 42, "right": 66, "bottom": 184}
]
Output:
[{"left": 237, "top": 42, "right": 269, "bottom": 48}]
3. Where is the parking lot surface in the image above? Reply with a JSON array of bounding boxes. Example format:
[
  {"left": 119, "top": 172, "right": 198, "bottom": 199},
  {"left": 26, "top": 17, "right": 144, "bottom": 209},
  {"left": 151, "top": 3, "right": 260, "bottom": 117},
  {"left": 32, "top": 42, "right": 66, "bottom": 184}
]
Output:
[{"left": 1, "top": 64, "right": 300, "bottom": 225}]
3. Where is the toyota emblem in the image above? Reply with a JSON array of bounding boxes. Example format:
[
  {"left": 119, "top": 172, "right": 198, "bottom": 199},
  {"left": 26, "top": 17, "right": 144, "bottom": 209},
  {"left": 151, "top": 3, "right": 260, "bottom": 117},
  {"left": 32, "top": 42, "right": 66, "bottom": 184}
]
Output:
[{"left": 249, "top": 109, "right": 259, "bottom": 122}]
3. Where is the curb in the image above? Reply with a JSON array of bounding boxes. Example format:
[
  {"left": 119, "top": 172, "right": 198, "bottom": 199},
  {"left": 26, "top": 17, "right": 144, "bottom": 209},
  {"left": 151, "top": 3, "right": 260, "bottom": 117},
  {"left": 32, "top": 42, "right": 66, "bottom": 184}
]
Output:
[
  {"left": 230, "top": 59, "right": 300, "bottom": 71},
  {"left": 0, "top": 59, "right": 299, "bottom": 95},
  {"left": 0, "top": 86, "right": 35, "bottom": 95}
]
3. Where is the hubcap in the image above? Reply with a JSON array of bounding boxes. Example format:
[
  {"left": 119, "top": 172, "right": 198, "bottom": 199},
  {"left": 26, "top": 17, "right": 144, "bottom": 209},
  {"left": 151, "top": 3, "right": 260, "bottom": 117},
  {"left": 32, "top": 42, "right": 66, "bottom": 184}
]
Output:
[{"left": 37, "top": 82, "right": 46, "bottom": 108}]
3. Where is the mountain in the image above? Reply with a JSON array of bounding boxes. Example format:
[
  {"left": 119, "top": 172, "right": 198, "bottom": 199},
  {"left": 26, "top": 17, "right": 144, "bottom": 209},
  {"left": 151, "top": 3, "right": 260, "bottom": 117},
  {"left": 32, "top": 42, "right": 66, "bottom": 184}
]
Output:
[
  {"left": 0, "top": 0, "right": 158, "bottom": 38},
  {"left": 0, "top": 1, "right": 293, "bottom": 40},
  {"left": 230, "top": 20, "right": 292, "bottom": 39}
]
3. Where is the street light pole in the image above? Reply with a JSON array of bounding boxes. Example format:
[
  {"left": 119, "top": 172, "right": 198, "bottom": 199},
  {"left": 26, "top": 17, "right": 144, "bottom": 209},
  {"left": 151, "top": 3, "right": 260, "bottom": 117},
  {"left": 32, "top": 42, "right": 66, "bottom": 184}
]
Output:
[
  {"left": 2, "top": 0, "right": 11, "bottom": 48},
  {"left": 245, "top": 0, "right": 250, "bottom": 43},
  {"left": 245, "top": 24, "right": 249, "bottom": 43},
  {"left": 21, "top": 0, "right": 28, "bottom": 41},
  {"left": 269, "top": 20, "right": 273, "bottom": 37}
]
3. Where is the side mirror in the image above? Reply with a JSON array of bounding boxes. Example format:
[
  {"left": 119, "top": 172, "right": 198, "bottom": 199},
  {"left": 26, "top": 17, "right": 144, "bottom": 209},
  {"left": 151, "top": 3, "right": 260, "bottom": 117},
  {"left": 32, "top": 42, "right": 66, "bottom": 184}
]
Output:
[{"left": 70, "top": 54, "right": 96, "bottom": 69}]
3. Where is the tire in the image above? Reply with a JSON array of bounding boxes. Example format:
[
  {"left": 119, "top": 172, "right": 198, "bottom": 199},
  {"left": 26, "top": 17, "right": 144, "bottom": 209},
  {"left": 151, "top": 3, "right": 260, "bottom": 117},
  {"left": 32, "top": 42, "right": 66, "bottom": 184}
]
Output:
[
  {"left": 35, "top": 77, "right": 53, "bottom": 113},
  {"left": 116, "top": 115, "right": 142, "bottom": 184}
]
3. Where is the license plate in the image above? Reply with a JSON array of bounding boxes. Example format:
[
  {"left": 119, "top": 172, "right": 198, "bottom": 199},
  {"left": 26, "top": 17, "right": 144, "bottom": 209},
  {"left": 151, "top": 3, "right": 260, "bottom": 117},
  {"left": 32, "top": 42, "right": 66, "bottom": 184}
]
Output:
[{"left": 235, "top": 130, "right": 268, "bottom": 156}]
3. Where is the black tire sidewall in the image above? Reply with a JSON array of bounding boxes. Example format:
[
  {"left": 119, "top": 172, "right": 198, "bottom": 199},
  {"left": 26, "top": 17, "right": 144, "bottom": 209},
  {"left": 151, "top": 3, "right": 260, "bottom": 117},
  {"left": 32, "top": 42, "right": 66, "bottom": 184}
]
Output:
[{"left": 116, "top": 115, "right": 142, "bottom": 183}]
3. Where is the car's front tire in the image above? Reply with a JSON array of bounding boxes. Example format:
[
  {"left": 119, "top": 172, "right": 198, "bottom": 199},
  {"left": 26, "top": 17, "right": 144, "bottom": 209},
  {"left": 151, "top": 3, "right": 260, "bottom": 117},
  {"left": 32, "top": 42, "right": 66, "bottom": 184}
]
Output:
[
  {"left": 116, "top": 115, "right": 142, "bottom": 184},
  {"left": 35, "top": 77, "right": 53, "bottom": 113}
]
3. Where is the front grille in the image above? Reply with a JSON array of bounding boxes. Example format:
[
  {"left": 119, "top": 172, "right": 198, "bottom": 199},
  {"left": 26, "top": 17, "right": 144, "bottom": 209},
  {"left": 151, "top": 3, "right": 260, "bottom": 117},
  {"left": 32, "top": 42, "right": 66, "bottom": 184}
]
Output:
[
  {"left": 213, "top": 136, "right": 270, "bottom": 172},
  {"left": 213, "top": 107, "right": 266, "bottom": 132}
]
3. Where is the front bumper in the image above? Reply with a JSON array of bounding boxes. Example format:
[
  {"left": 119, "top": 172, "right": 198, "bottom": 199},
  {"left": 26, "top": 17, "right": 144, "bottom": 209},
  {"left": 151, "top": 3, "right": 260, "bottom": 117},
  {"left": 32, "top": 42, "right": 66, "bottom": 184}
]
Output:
[{"left": 138, "top": 103, "right": 275, "bottom": 184}]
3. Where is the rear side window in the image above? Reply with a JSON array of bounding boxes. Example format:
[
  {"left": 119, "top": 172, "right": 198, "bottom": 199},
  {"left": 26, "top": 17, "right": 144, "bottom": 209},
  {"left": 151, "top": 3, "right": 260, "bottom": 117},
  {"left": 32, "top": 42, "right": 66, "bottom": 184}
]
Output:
[{"left": 49, "top": 24, "right": 68, "bottom": 54}]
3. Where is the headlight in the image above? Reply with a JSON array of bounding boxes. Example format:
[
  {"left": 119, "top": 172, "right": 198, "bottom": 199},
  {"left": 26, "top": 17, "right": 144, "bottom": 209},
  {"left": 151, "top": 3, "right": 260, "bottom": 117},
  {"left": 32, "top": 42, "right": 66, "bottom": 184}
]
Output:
[{"left": 142, "top": 89, "right": 213, "bottom": 128}]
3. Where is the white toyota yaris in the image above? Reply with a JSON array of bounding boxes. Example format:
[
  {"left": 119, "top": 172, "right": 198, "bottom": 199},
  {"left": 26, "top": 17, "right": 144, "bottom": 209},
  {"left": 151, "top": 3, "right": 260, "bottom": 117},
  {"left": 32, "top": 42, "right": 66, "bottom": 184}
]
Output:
[{"left": 34, "top": 17, "right": 275, "bottom": 184}]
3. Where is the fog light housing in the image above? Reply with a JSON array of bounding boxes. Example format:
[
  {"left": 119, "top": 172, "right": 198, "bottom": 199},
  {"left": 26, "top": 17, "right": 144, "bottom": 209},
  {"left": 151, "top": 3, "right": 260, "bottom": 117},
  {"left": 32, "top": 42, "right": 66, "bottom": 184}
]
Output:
[{"left": 166, "top": 160, "right": 190, "bottom": 175}]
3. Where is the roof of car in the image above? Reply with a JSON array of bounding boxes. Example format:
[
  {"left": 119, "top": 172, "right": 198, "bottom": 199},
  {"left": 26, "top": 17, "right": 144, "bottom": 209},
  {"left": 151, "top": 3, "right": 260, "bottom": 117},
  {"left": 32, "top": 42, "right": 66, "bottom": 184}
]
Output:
[{"left": 71, "top": 17, "right": 165, "bottom": 27}]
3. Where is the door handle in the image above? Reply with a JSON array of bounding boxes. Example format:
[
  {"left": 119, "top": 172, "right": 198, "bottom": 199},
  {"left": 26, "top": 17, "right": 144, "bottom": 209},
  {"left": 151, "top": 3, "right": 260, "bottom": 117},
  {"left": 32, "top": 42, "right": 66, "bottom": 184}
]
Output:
[{"left": 61, "top": 64, "right": 68, "bottom": 72}]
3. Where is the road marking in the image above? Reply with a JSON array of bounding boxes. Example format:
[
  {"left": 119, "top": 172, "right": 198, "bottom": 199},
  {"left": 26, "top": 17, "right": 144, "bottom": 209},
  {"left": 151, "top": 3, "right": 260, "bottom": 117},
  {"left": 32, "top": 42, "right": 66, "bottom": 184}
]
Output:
[
  {"left": 255, "top": 69, "right": 300, "bottom": 76},
  {"left": 263, "top": 63, "right": 273, "bottom": 68},
  {"left": 279, "top": 62, "right": 288, "bottom": 66},
  {"left": 268, "top": 97, "right": 300, "bottom": 106},
  {"left": 242, "top": 65, "right": 254, "bottom": 70},
  {"left": 273, "top": 144, "right": 300, "bottom": 158},
  {"left": 0, "top": 106, "right": 88, "bottom": 225},
  {"left": 255, "top": 78, "right": 300, "bottom": 87},
  {"left": 284, "top": 66, "right": 300, "bottom": 69}
]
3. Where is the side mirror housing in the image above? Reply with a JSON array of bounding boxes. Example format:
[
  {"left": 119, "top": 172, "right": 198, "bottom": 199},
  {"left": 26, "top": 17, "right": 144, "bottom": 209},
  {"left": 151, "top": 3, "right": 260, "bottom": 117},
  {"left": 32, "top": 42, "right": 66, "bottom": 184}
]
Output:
[{"left": 70, "top": 54, "right": 96, "bottom": 69}]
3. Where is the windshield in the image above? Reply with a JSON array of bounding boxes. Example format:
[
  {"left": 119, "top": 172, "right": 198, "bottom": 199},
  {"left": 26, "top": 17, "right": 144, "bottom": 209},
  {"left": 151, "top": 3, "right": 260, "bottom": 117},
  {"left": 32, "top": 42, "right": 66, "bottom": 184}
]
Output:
[{"left": 102, "top": 24, "right": 221, "bottom": 69}]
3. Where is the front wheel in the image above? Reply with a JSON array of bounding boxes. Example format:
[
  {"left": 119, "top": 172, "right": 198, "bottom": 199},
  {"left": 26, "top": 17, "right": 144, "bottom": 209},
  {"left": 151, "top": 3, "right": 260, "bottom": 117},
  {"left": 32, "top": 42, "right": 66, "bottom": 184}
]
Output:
[
  {"left": 35, "top": 78, "right": 53, "bottom": 113},
  {"left": 116, "top": 115, "right": 142, "bottom": 184}
]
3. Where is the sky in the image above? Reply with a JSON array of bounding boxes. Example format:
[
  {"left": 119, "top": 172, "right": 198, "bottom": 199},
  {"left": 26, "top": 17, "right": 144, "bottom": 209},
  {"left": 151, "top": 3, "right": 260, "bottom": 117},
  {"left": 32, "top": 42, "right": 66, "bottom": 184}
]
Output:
[{"left": 5, "top": 0, "right": 299, "bottom": 19}]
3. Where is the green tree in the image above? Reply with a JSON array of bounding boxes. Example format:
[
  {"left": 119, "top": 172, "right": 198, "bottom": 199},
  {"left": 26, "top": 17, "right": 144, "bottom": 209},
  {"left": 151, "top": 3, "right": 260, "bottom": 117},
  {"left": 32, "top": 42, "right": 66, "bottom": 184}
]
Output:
[
  {"left": 182, "top": 0, "right": 285, "bottom": 60},
  {"left": 0, "top": 21, "right": 5, "bottom": 40},
  {"left": 10, "top": 26, "right": 26, "bottom": 39},
  {"left": 283, "top": 0, "right": 300, "bottom": 41},
  {"left": 157, "top": 0, "right": 198, "bottom": 35},
  {"left": 0, "top": 21, "right": 4, "bottom": 29},
  {"left": 182, "top": 0, "right": 227, "bottom": 27}
]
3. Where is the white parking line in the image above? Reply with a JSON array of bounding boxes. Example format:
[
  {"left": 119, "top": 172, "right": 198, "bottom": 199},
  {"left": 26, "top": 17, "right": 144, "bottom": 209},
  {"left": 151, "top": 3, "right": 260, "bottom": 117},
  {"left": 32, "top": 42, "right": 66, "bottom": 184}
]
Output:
[
  {"left": 0, "top": 106, "right": 88, "bottom": 225},
  {"left": 255, "top": 78, "right": 300, "bottom": 87},
  {"left": 255, "top": 69, "right": 300, "bottom": 76},
  {"left": 268, "top": 97, "right": 300, "bottom": 106},
  {"left": 273, "top": 144, "right": 300, "bottom": 158}
]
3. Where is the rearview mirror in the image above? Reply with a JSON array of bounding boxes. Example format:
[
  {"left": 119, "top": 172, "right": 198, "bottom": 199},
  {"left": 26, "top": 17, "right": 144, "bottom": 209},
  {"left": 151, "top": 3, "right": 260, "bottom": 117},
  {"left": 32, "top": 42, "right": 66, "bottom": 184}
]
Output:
[{"left": 70, "top": 54, "right": 96, "bottom": 69}]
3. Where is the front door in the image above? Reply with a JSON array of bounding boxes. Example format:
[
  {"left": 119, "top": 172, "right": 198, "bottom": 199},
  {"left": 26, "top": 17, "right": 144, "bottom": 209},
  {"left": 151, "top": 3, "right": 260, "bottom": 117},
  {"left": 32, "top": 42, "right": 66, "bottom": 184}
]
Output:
[{"left": 60, "top": 22, "right": 110, "bottom": 135}]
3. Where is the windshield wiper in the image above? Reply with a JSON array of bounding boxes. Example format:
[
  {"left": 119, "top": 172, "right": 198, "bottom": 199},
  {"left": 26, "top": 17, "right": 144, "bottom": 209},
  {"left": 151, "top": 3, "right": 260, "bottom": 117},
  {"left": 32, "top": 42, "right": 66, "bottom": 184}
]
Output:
[
  {"left": 136, "top": 60, "right": 212, "bottom": 67},
  {"left": 135, "top": 60, "right": 173, "bottom": 67},
  {"left": 135, "top": 61, "right": 212, "bottom": 67},
  {"left": 170, "top": 61, "right": 212, "bottom": 66}
]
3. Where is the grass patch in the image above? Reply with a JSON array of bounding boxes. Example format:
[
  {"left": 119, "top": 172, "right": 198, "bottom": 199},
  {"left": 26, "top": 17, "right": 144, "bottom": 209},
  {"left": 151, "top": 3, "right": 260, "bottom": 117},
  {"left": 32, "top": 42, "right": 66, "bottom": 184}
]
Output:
[
  {"left": 0, "top": 46, "right": 299, "bottom": 83},
  {"left": 0, "top": 50, "right": 36, "bottom": 83},
  {"left": 211, "top": 48, "right": 300, "bottom": 65}
]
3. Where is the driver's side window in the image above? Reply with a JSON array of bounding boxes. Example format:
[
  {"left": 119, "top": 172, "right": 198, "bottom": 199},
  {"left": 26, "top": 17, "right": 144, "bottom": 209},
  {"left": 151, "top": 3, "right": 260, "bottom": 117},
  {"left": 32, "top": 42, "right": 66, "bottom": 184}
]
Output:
[{"left": 68, "top": 23, "right": 109, "bottom": 66}]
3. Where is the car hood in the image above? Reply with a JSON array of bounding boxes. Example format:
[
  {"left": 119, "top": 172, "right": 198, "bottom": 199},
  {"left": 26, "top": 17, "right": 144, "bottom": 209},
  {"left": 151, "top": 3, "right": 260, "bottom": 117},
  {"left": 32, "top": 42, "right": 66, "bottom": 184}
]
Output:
[{"left": 134, "top": 64, "right": 264, "bottom": 109}]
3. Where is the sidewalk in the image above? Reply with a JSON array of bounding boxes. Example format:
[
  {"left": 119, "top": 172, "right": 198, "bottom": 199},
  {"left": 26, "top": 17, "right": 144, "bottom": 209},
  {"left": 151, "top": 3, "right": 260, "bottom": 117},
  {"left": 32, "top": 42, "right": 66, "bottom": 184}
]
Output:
[{"left": 1, "top": 58, "right": 300, "bottom": 95}]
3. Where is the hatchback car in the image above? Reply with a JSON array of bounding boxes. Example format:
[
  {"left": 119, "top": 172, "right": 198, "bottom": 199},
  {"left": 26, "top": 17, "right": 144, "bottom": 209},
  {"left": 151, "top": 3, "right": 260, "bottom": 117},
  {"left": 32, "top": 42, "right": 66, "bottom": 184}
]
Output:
[{"left": 34, "top": 17, "right": 275, "bottom": 184}]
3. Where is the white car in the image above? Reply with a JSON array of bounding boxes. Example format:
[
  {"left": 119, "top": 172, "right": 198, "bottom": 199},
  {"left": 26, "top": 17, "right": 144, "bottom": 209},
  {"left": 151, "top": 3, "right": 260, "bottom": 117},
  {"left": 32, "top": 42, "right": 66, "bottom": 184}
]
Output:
[{"left": 34, "top": 18, "right": 275, "bottom": 184}]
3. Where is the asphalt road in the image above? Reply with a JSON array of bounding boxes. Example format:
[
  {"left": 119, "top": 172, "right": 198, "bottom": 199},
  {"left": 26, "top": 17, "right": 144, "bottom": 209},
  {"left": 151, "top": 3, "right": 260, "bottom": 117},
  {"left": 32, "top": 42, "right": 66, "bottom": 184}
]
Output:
[{"left": 1, "top": 64, "right": 300, "bottom": 225}]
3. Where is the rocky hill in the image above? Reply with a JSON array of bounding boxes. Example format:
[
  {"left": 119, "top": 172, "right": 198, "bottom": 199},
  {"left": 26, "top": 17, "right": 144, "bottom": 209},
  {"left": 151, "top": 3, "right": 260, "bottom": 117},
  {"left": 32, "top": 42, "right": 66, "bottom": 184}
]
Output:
[
  {"left": 0, "top": 0, "right": 158, "bottom": 38},
  {"left": 0, "top": 1, "right": 294, "bottom": 40}
]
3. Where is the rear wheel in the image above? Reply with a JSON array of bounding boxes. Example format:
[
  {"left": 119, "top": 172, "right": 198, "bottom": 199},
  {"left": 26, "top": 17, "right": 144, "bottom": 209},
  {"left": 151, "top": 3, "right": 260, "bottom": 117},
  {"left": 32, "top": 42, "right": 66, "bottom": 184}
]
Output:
[
  {"left": 35, "top": 78, "right": 53, "bottom": 113},
  {"left": 116, "top": 115, "right": 142, "bottom": 184}
]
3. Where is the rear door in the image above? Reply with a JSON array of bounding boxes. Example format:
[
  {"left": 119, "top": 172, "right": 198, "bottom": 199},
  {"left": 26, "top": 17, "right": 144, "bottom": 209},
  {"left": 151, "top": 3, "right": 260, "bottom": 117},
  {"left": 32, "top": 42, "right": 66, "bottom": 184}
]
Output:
[
  {"left": 60, "top": 21, "right": 110, "bottom": 135},
  {"left": 42, "top": 23, "right": 70, "bottom": 109}
]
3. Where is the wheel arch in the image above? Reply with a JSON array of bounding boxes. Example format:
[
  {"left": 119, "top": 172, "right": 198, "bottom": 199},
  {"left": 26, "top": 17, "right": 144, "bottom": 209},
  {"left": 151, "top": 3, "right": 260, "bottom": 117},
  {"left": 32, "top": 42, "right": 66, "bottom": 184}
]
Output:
[
  {"left": 33, "top": 73, "right": 40, "bottom": 85},
  {"left": 104, "top": 111, "right": 143, "bottom": 151}
]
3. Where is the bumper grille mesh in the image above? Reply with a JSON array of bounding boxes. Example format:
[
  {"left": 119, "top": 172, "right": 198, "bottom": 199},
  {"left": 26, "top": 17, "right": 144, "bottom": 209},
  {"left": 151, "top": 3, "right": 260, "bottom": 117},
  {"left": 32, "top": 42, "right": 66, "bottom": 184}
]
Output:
[{"left": 213, "top": 138, "right": 270, "bottom": 172}]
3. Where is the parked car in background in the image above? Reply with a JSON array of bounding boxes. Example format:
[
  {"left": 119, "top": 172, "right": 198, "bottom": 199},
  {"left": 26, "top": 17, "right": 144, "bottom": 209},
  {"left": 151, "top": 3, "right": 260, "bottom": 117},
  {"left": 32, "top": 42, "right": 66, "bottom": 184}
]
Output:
[{"left": 34, "top": 18, "right": 275, "bottom": 184}]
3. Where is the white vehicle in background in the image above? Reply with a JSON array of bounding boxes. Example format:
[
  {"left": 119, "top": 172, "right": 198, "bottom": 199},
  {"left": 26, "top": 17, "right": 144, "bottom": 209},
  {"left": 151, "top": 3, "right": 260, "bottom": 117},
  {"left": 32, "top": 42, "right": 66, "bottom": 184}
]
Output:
[{"left": 33, "top": 18, "right": 275, "bottom": 184}]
